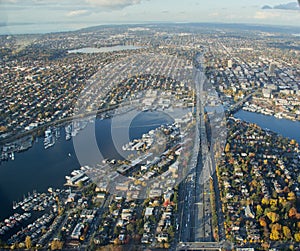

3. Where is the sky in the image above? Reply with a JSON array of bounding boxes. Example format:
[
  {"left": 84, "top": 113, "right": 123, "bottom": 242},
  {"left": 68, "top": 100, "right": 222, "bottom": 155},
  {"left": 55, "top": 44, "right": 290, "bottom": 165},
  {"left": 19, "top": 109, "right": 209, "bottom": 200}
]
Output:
[{"left": 0, "top": 0, "right": 299, "bottom": 32}]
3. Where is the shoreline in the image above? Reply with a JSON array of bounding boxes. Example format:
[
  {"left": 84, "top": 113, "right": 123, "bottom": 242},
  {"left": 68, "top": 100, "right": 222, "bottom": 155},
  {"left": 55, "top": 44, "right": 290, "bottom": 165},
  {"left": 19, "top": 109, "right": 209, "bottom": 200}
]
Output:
[
  {"left": 234, "top": 109, "right": 300, "bottom": 144},
  {"left": 0, "top": 105, "right": 119, "bottom": 145}
]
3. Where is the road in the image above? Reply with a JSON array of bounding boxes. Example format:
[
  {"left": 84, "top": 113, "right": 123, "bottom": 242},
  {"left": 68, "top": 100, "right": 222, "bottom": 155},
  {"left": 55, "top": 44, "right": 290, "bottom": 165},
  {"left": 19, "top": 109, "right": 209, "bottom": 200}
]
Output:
[
  {"left": 83, "top": 195, "right": 112, "bottom": 250},
  {"left": 177, "top": 242, "right": 221, "bottom": 251},
  {"left": 227, "top": 90, "right": 259, "bottom": 114},
  {"left": 0, "top": 104, "right": 120, "bottom": 145},
  {"left": 178, "top": 52, "right": 214, "bottom": 244}
]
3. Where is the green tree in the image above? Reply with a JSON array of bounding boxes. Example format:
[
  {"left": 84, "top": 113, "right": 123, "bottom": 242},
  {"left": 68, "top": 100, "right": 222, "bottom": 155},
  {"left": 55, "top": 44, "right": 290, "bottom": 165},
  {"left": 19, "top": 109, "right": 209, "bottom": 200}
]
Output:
[
  {"left": 256, "top": 205, "right": 263, "bottom": 218},
  {"left": 77, "top": 181, "right": 84, "bottom": 189},
  {"left": 126, "top": 223, "right": 135, "bottom": 233}
]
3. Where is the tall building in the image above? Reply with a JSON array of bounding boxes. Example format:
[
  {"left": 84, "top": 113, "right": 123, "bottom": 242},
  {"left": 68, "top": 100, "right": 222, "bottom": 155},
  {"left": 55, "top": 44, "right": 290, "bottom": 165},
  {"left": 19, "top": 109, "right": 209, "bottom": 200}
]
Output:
[
  {"left": 269, "top": 62, "right": 276, "bottom": 75},
  {"left": 228, "top": 59, "right": 233, "bottom": 68}
]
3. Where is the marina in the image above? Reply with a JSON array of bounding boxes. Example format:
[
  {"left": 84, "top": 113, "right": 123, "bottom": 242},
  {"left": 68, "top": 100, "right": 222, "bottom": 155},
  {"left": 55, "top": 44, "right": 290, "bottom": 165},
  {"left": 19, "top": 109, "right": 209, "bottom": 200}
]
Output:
[{"left": 0, "top": 111, "right": 174, "bottom": 222}]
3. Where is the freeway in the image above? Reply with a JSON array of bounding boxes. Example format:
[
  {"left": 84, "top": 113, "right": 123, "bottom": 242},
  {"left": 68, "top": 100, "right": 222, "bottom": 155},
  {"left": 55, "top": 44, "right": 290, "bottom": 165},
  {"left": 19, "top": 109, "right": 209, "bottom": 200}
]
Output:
[
  {"left": 177, "top": 242, "right": 221, "bottom": 251},
  {"left": 227, "top": 90, "right": 259, "bottom": 114},
  {"left": 194, "top": 57, "right": 213, "bottom": 243},
  {"left": 178, "top": 52, "right": 214, "bottom": 244}
]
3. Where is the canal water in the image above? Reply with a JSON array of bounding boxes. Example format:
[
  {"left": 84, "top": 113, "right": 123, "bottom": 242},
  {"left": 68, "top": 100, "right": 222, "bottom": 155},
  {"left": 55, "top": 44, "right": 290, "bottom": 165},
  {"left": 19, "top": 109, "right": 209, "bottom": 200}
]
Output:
[
  {"left": 0, "top": 111, "right": 173, "bottom": 221},
  {"left": 1, "top": 109, "right": 299, "bottom": 221},
  {"left": 234, "top": 110, "right": 300, "bottom": 143}
]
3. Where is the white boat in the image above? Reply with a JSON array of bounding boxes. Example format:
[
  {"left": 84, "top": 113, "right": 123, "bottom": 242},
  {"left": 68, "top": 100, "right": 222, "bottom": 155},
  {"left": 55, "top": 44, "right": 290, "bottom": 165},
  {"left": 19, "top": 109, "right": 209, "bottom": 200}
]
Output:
[{"left": 65, "top": 124, "right": 72, "bottom": 140}]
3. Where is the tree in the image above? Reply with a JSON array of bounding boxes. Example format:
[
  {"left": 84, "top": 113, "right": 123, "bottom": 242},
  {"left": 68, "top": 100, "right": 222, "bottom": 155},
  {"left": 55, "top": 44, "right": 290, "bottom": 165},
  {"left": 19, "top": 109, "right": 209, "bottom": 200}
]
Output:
[
  {"left": 270, "top": 230, "right": 280, "bottom": 241},
  {"left": 225, "top": 143, "right": 230, "bottom": 153},
  {"left": 262, "top": 197, "right": 269, "bottom": 206},
  {"left": 288, "top": 192, "right": 296, "bottom": 201},
  {"left": 167, "top": 226, "right": 175, "bottom": 238},
  {"left": 289, "top": 207, "right": 297, "bottom": 218},
  {"left": 77, "top": 181, "right": 84, "bottom": 189},
  {"left": 266, "top": 212, "right": 279, "bottom": 223},
  {"left": 126, "top": 223, "right": 135, "bottom": 233},
  {"left": 283, "top": 226, "right": 292, "bottom": 239},
  {"left": 164, "top": 243, "right": 170, "bottom": 249},
  {"left": 294, "top": 233, "right": 300, "bottom": 242},
  {"left": 25, "top": 236, "right": 31, "bottom": 249},
  {"left": 256, "top": 205, "right": 263, "bottom": 217},
  {"left": 270, "top": 199, "right": 277, "bottom": 207},
  {"left": 113, "top": 238, "right": 121, "bottom": 245},
  {"left": 259, "top": 217, "right": 267, "bottom": 227},
  {"left": 51, "top": 240, "right": 63, "bottom": 250},
  {"left": 271, "top": 223, "right": 281, "bottom": 231}
]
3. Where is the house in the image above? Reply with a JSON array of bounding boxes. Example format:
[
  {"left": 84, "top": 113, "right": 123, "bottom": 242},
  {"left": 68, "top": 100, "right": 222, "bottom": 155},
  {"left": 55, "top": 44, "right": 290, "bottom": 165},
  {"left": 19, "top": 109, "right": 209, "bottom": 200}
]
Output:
[
  {"left": 244, "top": 205, "right": 255, "bottom": 219},
  {"left": 145, "top": 207, "right": 154, "bottom": 217},
  {"left": 121, "top": 209, "right": 132, "bottom": 220},
  {"left": 156, "top": 233, "right": 168, "bottom": 243},
  {"left": 71, "top": 223, "right": 84, "bottom": 240}
]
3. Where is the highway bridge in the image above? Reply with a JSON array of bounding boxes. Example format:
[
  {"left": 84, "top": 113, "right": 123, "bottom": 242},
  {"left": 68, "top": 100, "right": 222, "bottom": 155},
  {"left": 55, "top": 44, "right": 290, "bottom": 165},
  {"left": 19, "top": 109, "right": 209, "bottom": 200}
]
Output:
[{"left": 177, "top": 242, "right": 221, "bottom": 251}]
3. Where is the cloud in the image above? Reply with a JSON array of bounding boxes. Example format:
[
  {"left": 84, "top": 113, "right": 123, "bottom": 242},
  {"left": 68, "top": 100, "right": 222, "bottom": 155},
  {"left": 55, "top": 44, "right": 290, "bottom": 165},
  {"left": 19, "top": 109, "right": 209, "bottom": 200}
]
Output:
[
  {"left": 85, "top": 0, "right": 142, "bottom": 9},
  {"left": 274, "top": 2, "right": 299, "bottom": 10},
  {"left": 254, "top": 11, "right": 281, "bottom": 19},
  {"left": 66, "top": 9, "right": 90, "bottom": 17},
  {"left": 1, "top": 0, "right": 144, "bottom": 11},
  {"left": 261, "top": 2, "right": 300, "bottom": 11},
  {"left": 209, "top": 12, "right": 220, "bottom": 17},
  {"left": 262, "top": 5, "right": 272, "bottom": 10}
]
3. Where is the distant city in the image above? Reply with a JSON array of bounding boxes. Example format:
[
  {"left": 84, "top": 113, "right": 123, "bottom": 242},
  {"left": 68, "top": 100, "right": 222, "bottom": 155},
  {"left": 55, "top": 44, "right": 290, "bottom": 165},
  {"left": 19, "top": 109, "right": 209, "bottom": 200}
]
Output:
[{"left": 0, "top": 23, "right": 300, "bottom": 251}]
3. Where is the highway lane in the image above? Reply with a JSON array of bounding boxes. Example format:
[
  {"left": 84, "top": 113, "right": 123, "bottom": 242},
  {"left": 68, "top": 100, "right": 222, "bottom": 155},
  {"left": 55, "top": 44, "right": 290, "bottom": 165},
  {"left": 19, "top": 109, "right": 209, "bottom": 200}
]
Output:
[{"left": 178, "top": 52, "right": 214, "bottom": 244}]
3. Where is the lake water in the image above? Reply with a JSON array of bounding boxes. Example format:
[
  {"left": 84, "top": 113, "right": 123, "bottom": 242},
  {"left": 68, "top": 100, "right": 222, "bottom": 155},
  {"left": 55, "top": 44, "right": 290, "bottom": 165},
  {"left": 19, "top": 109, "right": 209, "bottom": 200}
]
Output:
[
  {"left": 0, "top": 111, "right": 173, "bottom": 221},
  {"left": 68, "top": 45, "right": 144, "bottom": 54},
  {"left": 234, "top": 110, "right": 300, "bottom": 143}
]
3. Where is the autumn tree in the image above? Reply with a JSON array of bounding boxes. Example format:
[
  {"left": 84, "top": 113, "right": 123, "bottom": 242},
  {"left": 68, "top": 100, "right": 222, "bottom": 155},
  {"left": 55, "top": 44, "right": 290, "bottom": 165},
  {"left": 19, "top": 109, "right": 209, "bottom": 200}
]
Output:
[
  {"left": 283, "top": 226, "right": 292, "bottom": 239},
  {"left": 51, "top": 240, "right": 63, "bottom": 250},
  {"left": 294, "top": 233, "right": 300, "bottom": 242},
  {"left": 225, "top": 143, "right": 230, "bottom": 153},
  {"left": 259, "top": 217, "right": 267, "bottom": 227},
  {"left": 270, "top": 230, "right": 280, "bottom": 241},
  {"left": 262, "top": 197, "right": 269, "bottom": 206},
  {"left": 288, "top": 191, "right": 296, "bottom": 201},
  {"left": 25, "top": 236, "right": 31, "bottom": 249},
  {"left": 289, "top": 207, "right": 297, "bottom": 218},
  {"left": 266, "top": 212, "right": 279, "bottom": 223}
]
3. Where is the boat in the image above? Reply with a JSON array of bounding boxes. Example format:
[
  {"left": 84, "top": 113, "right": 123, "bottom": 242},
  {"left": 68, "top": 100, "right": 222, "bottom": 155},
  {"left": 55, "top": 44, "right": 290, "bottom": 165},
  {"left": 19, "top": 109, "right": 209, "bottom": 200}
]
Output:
[
  {"left": 11, "top": 152, "right": 14, "bottom": 160},
  {"left": 55, "top": 128, "right": 61, "bottom": 138},
  {"left": 45, "top": 135, "right": 55, "bottom": 149},
  {"left": 13, "top": 201, "right": 19, "bottom": 210},
  {"left": 44, "top": 128, "right": 54, "bottom": 149},
  {"left": 65, "top": 124, "right": 72, "bottom": 140}
]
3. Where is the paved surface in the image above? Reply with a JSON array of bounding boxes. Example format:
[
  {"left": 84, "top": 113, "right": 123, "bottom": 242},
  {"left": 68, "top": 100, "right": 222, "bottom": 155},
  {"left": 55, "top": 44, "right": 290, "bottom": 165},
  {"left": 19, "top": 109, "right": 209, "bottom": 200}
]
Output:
[{"left": 178, "top": 53, "right": 213, "bottom": 244}]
